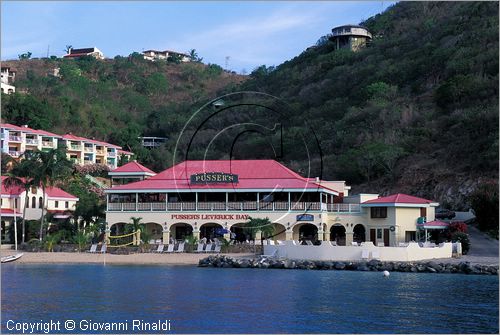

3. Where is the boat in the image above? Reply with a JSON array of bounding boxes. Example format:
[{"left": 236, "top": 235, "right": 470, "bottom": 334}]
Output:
[{"left": 1, "top": 253, "right": 24, "bottom": 263}]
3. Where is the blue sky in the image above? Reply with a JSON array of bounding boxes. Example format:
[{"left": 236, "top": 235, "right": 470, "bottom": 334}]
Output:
[{"left": 1, "top": 1, "right": 394, "bottom": 72}]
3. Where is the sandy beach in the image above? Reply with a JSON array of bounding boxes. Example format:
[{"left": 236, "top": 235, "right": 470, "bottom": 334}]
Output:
[{"left": 0, "top": 251, "right": 256, "bottom": 265}]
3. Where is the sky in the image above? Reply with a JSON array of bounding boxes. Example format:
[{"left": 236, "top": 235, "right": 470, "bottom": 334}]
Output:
[{"left": 1, "top": 1, "right": 395, "bottom": 72}]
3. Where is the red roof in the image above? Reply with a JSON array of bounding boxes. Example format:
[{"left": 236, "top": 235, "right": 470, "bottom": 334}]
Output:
[
  {"left": 108, "top": 160, "right": 339, "bottom": 193},
  {"left": 1, "top": 123, "right": 60, "bottom": 138},
  {"left": 45, "top": 186, "right": 78, "bottom": 199},
  {"left": 62, "top": 134, "right": 121, "bottom": 149},
  {"left": 417, "top": 220, "right": 449, "bottom": 228},
  {"left": 1, "top": 176, "right": 25, "bottom": 195},
  {"left": 118, "top": 149, "right": 134, "bottom": 155},
  {"left": 110, "top": 161, "right": 155, "bottom": 174},
  {"left": 0, "top": 208, "right": 21, "bottom": 216},
  {"left": 362, "top": 193, "right": 436, "bottom": 205}
]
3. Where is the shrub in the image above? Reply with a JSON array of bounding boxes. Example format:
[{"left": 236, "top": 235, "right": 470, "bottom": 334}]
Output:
[
  {"left": 446, "top": 221, "right": 468, "bottom": 240},
  {"left": 451, "top": 232, "right": 470, "bottom": 255}
]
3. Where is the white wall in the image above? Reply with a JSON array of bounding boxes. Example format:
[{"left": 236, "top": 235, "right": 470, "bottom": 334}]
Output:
[{"left": 264, "top": 241, "right": 453, "bottom": 262}]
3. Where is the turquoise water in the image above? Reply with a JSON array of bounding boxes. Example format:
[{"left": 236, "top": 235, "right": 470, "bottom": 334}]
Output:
[{"left": 1, "top": 264, "right": 498, "bottom": 334}]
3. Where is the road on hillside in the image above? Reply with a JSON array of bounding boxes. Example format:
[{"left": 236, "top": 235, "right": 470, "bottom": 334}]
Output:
[{"left": 467, "top": 225, "right": 499, "bottom": 257}]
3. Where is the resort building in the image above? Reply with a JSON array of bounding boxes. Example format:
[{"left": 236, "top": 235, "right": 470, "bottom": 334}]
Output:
[
  {"left": 1, "top": 67, "right": 16, "bottom": 94},
  {"left": 139, "top": 136, "right": 168, "bottom": 148},
  {"left": 63, "top": 47, "right": 104, "bottom": 60},
  {"left": 142, "top": 50, "right": 190, "bottom": 62},
  {"left": 104, "top": 159, "right": 438, "bottom": 246},
  {"left": 1, "top": 176, "right": 79, "bottom": 242},
  {"left": 0, "top": 123, "right": 133, "bottom": 170},
  {"left": 329, "top": 24, "right": 372, "bottom": 51}
]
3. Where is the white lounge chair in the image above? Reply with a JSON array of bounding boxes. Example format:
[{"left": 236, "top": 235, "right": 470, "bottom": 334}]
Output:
[
  {"left": 205, "top": 244, "right": 213, "bottom": 253},
  {"left": 100, "top": 244, "right": 107, "bottom": 254},
  {"left": 155, "top": 244, "right": 165, "bottom": 253},
  {"left": 194, "top": 243, "right": 204, "bottom": 253},
  {"left": 88, "top": 244, "right": 98, "bottom": 253},
  {"left": 377, "top": 242, "right": 385, "bottom": 247},
  {"left": 277, "top": 240, "right": 285, "bottom": 246},
  {"left": 361, "top": 250, "right": 370, "bottom": 260},
  {"left": 149, "top": 239, "right": 155, "bottom": 245},
  {"left": 371, "top": 250, "right": 380, "bottom": 260},
  {"left": 175, "top": 242, "right": 185, "bottom": 253},
  {"left": 306, "top": 240, "right": 313, "bottom": 246},
  {"left": 330, "top": 241, "right": 337, "bottom": 246},
  {"left": 165, "top": 244, "right": 175, "bottom": 253},
  {"left": 269, "top": 240, "right": 275, "bottom": 246},
  {"left": 214, "top": 244, "right": 221, "bottom": 253},
  {"left": 398, "top": 242, "right": 408, "bottom": 247},
  {"left": 352, "top": 242, "right": 359, "bottom": 246}
]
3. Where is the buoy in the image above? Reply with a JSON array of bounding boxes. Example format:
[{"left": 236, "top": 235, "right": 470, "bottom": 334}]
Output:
[{"left": 383, "top": 270, "right": 390, "bottom": 277}]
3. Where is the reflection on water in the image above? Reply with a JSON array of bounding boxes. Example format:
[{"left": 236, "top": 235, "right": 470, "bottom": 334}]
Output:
[{"left": 1, "top": 264, "right": 498, "bottom": 334}]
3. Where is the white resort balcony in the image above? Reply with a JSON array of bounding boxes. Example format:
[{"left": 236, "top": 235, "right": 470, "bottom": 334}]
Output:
[
  {"left": 42, "top": 141, "right": 54, "bottom": 147},
  {"left": 107, "top": 201, "right": 361, "bottom": 213},
  {"left": 8, "top": 135, "right": 22, "bottom": 142},
  {"left": 25, "top": 138, "right": 38, "bottom": 145},
  {"left": 8, "top": 150, "right": 21, "bottom": 157}
]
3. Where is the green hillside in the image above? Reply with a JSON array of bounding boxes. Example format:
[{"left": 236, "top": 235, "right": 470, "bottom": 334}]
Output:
[{"left": 1, "top": 1, "right": 498, "bottom": 209}]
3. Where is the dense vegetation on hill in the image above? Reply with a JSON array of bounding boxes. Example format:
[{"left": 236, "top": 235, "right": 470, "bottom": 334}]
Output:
[{"left": 1, "top": 1, "right": 498, "bottom": 210}]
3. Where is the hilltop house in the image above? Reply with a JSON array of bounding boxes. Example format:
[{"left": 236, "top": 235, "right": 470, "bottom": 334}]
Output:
[
  {"left": 329, "top": 24, "right": 372, "bottom": 51},
  {"left": 64, "top": 47, "right": 104, "bottom": 60},
  {"left": 142, "top": 49, "right": 190, "bottom": 62},
  {"left": 1, "top": 67, "right": 16, "bottom": 94}
]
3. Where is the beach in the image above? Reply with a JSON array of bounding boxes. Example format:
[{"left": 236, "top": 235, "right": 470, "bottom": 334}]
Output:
[{"left": 0, "top": 251, "right": 256, "bottom": 265}]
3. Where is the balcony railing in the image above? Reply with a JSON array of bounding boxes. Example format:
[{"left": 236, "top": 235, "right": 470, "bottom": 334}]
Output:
[
  {"left": 70, "top": 145, "right": 82, "bottom": 151},
  {"left": 84, "top": 146, "right": 94, "bottom": 152},
  {"left": 107, "top": 151, "right": 117, "bottom": 157},
  {"left": 25, "top": 138, "right": 38, "bottom": 145},
  {"left": 8, "top": 135, "right": 22, "bottom": 142},
  {"left": 8, "top": 150, "right": 21, "bottom": 157},
  {"left": 107, "top": 201, "right": 362, "bottom": 213}
]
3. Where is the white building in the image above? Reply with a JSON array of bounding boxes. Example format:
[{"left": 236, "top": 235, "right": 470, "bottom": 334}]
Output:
[
  {"left": 1, "top": 67, "right": 16, "bottom": 94},
  {"left": 142, "top": 50, "right": 190, "bottom": 62},
  {"left": 64, "top": 47, "right": 104, "bottom": 60}
]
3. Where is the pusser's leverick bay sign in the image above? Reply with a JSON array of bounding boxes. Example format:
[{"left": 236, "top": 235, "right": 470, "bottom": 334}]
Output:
[{"left": 190, "top": 172, "right": 238, "bottom": 184}]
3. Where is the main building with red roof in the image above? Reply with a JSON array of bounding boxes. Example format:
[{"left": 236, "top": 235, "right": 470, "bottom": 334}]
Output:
[{"left": 104, "top": 159, "right": 439, "bottom": 246}]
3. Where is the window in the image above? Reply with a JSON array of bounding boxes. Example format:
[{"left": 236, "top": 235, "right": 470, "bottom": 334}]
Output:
[
  {"left": 39, "top": 197, "right": 43, "bottom": 208},
  {"left": 371, "top": 207, "right": 387, "bottom": 218},
  {"left": 55, "top": 201, "right": 59, "bottom": 208},
  {"left": 376, "top": 228, "right": 382, "bottom": 239},
  {"left": 65, "top": 201, "right": 69, "bottom": 209},
  {"left": 31, "top": 186, "right": 37, "bottom": 194},
  {"left": 32, "top": 197, "right": 36, "bottom": 208}
]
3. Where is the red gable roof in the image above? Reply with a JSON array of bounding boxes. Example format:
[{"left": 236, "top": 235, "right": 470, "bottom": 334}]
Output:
[
  {"left": 110, "top": 161, "right": 155, "bottom": 174},
  {"left": 108, "top": 160, "right": 339, "bottom": 193},
  {"left": 1, "top": 176, "right": 25, "bottom": 195},
  {"left": 0, "top": 208, "right": 21, "bottom": 216},
  {"left": 362, "top": 193, "right": 436, "bottom": 205},
  {"left": 1, "top": 123, "right": 60, "bottom": 138},
  {"left": 62, "top": 134, "right": 121, "bottom": 149},
  {"left": 45, "top": 186, "right": 78, "bottom": 199}
]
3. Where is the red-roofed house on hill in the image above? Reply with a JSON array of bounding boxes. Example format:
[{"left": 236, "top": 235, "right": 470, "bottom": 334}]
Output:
[
  {"left": 63, "top": 47, "right": 104, "bottom": 60},
  {"left": 1, "top": 176, "right": 79, "bottom": 243},
  {"left": 104, "top": 159, "right": 439, "bottom": 246}
]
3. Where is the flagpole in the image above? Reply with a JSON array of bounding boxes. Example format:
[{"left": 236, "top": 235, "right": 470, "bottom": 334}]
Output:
[{"left": 14, "top": 210, "right": 18, "bottom": 251}]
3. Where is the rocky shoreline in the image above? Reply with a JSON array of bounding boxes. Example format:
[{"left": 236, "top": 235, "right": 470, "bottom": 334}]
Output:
[{"left": 199, "top": 255, "right": 499, "bottom": 275}]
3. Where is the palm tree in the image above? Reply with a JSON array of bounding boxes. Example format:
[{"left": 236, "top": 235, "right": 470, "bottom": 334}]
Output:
[
  {"left": 3, "top": 154, "right": 39, "bottom": 243},
  {"left": 33, "top": 148, "right": 73, "bottom": 241},
  {"left": 244, "top": 217, "right": 275, "bottom": 243}
]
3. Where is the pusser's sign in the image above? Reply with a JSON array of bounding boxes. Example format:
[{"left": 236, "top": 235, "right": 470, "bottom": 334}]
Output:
[{"left": 190, "top": 172, "right": 238, "bottom": 184}]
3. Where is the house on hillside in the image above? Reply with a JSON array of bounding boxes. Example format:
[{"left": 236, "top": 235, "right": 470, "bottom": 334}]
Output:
[
  {"left": 329, "top": 24, "right": 372, "bottom": 51},
  {"left": 108, "top": 160, "right": 156, "bottom": 186},
  {"left": 142, "top": 49, "right": 190, "bottom": 62},
  {"left": 63, "top": 47, "right": 104, "bottom": 59},
  {"left": 1, "top": 176, "right": 79, "bottom": 243},
  {"left": 1, "top": 67, "right": 16, "bottom": 94}
]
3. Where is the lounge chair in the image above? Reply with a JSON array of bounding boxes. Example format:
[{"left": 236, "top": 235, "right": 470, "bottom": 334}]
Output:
[
  {"left": 100, "top": 244, "right": 107, "bottom": 254},
  {"left": 205, "top": 244, "right": 213, "bottom": 253},
  {"left": 377, "top": 242, "right": 385, "bottom": 247},
  {"left": 214, "top": 244, "right": 221, "bottom": 253},
  {"left": 87, "top": 244, "right": 98, "bottom": 253},
  {"left": 361, "top": 250, "right": 370, "bottom": 260},
  {"left": 371, "top": 250, "right": 380, "bottom": 260},
  {"left": 194, "top": 243, "right": 204, "bottom": 253},
  {"left": 398, "top": 242, "right": 408, "bottom": 247},
  {"left": 277, "top": 240, "right": 285, "bottom": 246},
  {"left": 165, "top": 244, "right": 175, "bottom": 253},
  {"left": 330, "top": 241, "right": 337, "bottom": 246},
  {"left": 175, "top": 242, "right": 185, "bottom": 253},
  {"left": 269, "top": 240, "right": 275, "bottom": 245},
  {"left": 149, "top": 239, "right": 155, "bottom": 245},
  {"left": 155, "top": 244, "right": 165, "bottom": 253},
  {"left": 306, "top": 240, "right": 313, "bottom": 246},
  {"left": 352, "top": 242, "right": 359, "bottom": 246}
]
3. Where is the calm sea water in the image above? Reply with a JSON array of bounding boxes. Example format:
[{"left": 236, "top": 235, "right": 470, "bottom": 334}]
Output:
[{"left": 1, "top": 264, "right": 498, "bottom": 334}]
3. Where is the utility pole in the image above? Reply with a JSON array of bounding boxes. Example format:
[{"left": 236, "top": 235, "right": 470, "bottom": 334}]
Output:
[{"left": 225, "top": 56, "right": 230, "bottom": 70}]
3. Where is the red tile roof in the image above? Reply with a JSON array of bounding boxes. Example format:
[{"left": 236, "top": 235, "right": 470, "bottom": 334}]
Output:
[
  {"left": 108, "top": 160, "right": 339, "bottom": 193},
  {"left": 362, "top": 193, "right": 436, "bottom": 205},
  {"left": 110, "top": 161, "right": 155, "bottom": 174},
  {"left": 62, "top": 134, "right": 121, "bottom": 149},
  {"left": 1, "top": 176, "right": 25, "bottom": 195},
  {"left": 1, "top": 123, "right": 60, "bottom": 137}
]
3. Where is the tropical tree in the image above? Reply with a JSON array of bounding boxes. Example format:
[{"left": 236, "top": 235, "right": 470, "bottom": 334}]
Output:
[
  {"left": 243, "top": 217, "right": 275, "bottom": 242},
  {"left": 188, "top": 49, "right": 203, "bottom": 62},
  {"left": 32, "top": 148, "right": 73, "bottom": 241},
  {"left": 64, "top": 45, "right": 73, "bottom": 53},
  {"left": 18, "top": 51, "right": 32, "bottom": 60},
  {"left": 3, "top": 153, "right": 39, "bottom": 243}
]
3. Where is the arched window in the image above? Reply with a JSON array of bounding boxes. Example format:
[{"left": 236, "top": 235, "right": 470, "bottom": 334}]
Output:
[
  {"left": 31, "top": 197, "right": 36, "bottom": 208},
  {"left": 39, "top": 197, "right": 43, "bottom": 209}
]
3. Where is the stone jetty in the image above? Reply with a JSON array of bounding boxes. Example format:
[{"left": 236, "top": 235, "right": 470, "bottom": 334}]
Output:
[{"left": 199, "top": 255, "right": 498, "bottom": 275}]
